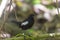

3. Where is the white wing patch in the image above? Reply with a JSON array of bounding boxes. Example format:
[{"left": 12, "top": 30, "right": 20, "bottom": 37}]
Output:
[{"left": 21, "top": 21, "right": 28, "bottom": 26}]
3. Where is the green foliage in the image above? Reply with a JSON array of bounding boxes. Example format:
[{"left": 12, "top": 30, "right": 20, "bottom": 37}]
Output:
[{"left": 5, "top": 32, "right": 60, "bottom": 40}]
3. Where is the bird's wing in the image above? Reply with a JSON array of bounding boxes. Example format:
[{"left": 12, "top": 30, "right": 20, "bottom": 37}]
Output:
[{"left": 21, "top": 21, "right": 29, "bottom": 26}]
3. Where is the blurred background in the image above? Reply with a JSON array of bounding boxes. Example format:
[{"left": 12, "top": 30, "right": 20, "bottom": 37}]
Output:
[{"left": 0, "top": 0, "right": 60, "bottom": 40}]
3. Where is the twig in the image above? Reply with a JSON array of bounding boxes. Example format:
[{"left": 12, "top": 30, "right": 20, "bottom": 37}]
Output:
[{"left": 12, "top": 5, "right": 19, "bottom": 21}]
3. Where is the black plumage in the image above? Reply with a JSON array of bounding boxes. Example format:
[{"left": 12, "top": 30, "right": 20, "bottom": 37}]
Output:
[{"left": 11, "top": 14, "right": 34, "bottom": 30}]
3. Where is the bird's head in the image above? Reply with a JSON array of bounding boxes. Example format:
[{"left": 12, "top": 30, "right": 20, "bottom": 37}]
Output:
[
  {"left": 30, "top": 14, "right": 34, "bottom": 16},
  {"left": 29, "top": 14, "right": 34, "bottom": 17},
  {"left": 27, "top": 14, "right": 34, "bottom": 19}
]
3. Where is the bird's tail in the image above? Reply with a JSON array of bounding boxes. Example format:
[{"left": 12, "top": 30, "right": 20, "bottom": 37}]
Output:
[{"left": 11, "top": 20, "right": 21, "bottom": 25}]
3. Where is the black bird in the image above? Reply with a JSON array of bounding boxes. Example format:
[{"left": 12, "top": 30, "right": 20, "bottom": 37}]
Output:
[{"left": 11, "top": 14, "right": 34, "bottom": 30}]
